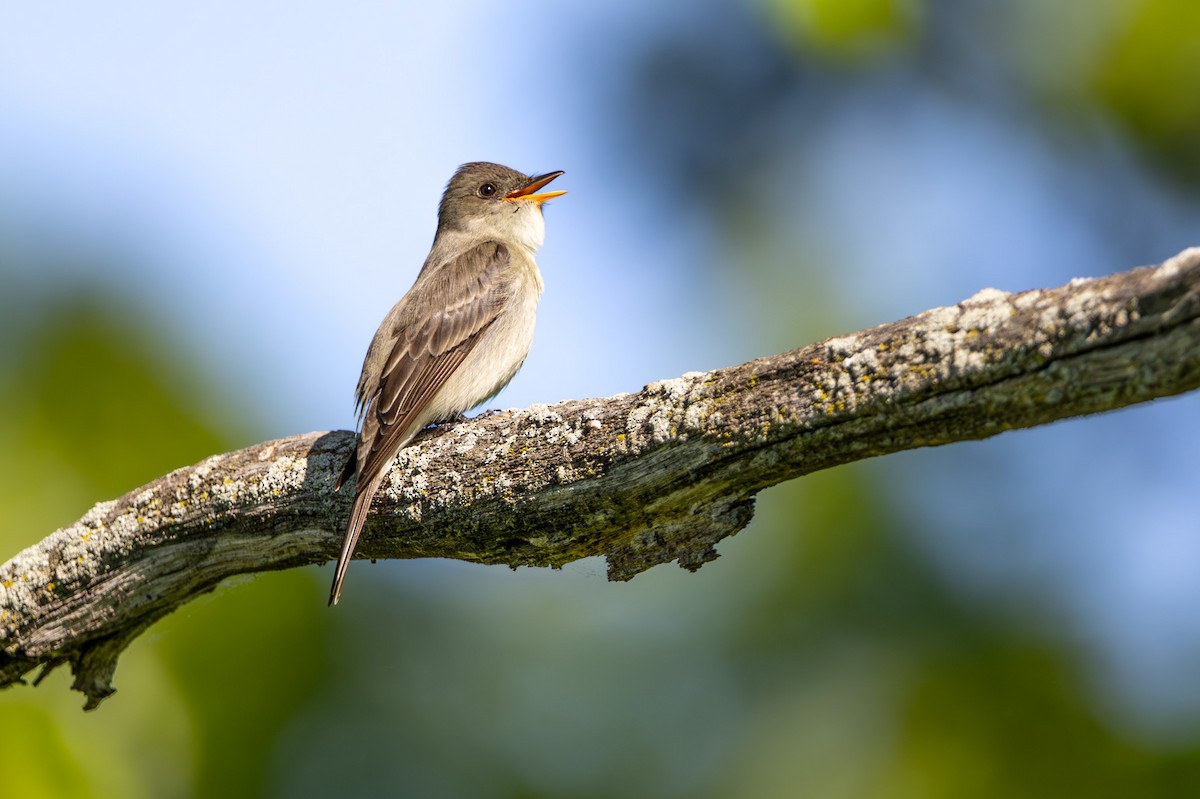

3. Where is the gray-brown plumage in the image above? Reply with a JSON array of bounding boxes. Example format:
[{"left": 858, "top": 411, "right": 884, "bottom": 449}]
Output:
[{"left": 329, "top": 162, "right": 566, "bottom": 605}]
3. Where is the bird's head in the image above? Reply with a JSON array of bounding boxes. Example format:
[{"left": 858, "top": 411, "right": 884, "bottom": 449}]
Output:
[{"left": 436, "top": 162, "right": 566, "bottom": 251}]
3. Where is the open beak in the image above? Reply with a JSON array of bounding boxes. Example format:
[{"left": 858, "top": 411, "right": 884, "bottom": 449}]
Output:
[{"left": 505, "top": 170, "right": 566, "bottom": 206}]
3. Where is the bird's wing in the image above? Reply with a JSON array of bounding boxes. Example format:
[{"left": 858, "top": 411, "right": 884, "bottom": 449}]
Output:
[
  {"left": 329, "top": 240, "right": 510, "bottom": 605},
  {"left": 358, "top": 240, "right": 510, "bottom": 481}
]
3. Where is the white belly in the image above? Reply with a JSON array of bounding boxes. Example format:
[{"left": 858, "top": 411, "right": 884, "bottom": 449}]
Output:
[{"left": 427, "top": 266, "right": 541, "bottom": 419}]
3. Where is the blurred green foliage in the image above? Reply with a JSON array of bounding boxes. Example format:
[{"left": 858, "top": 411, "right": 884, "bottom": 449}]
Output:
[
  {"left": 766, "top": 0, "right": 921, "bottom": 59},
  {"left": 0, "top": 295, "right": 228, "bottom": 506},
  {"left": 1094, "top": 0, "right": 1200, "bottom": 177}
]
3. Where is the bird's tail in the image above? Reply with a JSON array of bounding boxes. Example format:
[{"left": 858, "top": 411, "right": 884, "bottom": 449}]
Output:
[
  {"left": 333, "top": 447, "right": 357, "bottom": 492},
  {"left": 329, "top": 468, "right": 387, "bottom": 606}
]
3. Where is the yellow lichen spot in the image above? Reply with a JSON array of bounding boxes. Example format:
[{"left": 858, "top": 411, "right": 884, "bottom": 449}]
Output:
[
  {"left": 2, "top": 579, "right": 13, "bottom": 589},
  {"left": 46, "top": 582, "right": 56, "bottom": 593},
  {"left": 81, "top": 531, "right": 91, "bottom": 541}
]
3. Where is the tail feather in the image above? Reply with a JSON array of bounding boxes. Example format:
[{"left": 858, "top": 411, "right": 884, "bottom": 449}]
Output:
[
  {"left": 329, "top": 469, "right": 387, "bottom": 606},
  {"left": 333, "top": 447, "right": 357, "bottom": 492}
]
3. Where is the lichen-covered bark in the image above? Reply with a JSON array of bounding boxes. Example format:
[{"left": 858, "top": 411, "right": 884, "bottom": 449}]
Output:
[{"left": 3, "top": 247, "right": 1199, "bottom": 708}]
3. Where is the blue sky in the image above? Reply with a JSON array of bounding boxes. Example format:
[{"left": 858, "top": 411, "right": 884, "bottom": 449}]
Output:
[{"left": 0, "top": 1, "right": 719, "bottom": 437}]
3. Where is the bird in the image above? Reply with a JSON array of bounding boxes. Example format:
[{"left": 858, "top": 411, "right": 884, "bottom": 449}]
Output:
[{"left": 329, "top": 162, "right": 566, "bottom": 605}]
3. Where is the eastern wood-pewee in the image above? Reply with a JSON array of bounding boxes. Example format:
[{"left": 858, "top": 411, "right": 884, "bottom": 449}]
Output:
[{"left": 329, "top": 162, "right": 566, "bottom": 605}]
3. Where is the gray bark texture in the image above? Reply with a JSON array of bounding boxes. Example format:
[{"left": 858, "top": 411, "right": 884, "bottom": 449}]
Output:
[{"left": 3, "top": 247, "right": 1199, "bottom": 709}]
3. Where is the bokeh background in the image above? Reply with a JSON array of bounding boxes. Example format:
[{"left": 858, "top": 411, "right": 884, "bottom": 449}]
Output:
[{"left": 3, "top": 0, "right": 1200, "bottom": 796}]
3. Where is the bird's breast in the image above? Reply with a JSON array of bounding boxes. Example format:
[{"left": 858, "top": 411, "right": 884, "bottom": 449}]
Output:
[{"left": 429, "top": 259, "right": 542, "bottom": 418}]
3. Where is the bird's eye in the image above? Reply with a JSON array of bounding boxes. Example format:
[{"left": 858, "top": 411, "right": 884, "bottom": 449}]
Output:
[{"left": 479, "top": 183, "right": 497, "bottom": 197}]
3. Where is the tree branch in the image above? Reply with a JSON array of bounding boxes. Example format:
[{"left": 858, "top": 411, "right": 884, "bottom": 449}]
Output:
[{"left": 4, "top": 248, "right": 1199, "bottom": 708}]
